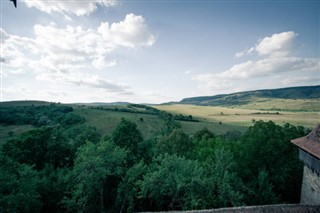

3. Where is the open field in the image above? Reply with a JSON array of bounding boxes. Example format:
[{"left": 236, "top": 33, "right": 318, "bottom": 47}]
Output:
[
  {"left": 1, "top": 99, "right": 319, "bottom": 143},
  {"left": 232, "top": 97, "right": 320, "bottom": 111},
  {"left": 73, "top": 106, "right": 165, "bottom": 139},
  {"left": 155, "top": 104, "right": 320, "bottom": 131}
]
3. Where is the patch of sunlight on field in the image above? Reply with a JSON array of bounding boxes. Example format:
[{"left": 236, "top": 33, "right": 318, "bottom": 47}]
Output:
[
  {"left": 236, "top": 98, "right": 320, "bottom": 111},
  {"left": 74, "top": 107, "right": 164, "bottom": 139},
  {"left": 156, "top": 104, "right": 319, "bottom": 129}
]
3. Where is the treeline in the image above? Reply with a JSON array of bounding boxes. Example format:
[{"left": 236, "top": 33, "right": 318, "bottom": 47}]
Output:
[
  {"left": 0, "top": 104, "right": 84, "bottom": 127},
  {"left": 0, "top": 105, "right": 306, "bottom": 212},
  {"left": 91, "top": 104, "right": 198, "bottom": 123}
]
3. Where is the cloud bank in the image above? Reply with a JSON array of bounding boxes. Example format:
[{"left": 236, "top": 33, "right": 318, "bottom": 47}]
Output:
[
  {"left": 24, "top": 0, "right": 118, "bottom": 16},
  {"left": 1, "top": 14, "right": 155, "bottom": 94},
  {"left": 195, "top": 31, "right": 319, "bottom": 93},
  {"left": 235, "top": 31, "right": 297, "bottom": 58},
  {"left": 98, "top": 14, "right": 156, "bottom": 48}
]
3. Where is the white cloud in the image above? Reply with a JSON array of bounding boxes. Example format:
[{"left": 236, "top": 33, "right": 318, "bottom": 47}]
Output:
[
  {"left": 218, "top": 57, "right": 319, "bottom": 79},
  {"left": 194, "top": 57, "right": 319, "bottom": 91},
  {"left": 235, "top": 31, "right": 297, "bottom": 58},
  {"left": 2, "top": 14, "right": 155, "bottom": 73},
  {"left": 256, "top": 31, "right": 297, "bottom": 57},
  {"left": 281, "top": 76, "right": 320, "bottom": 86},
  {"left": 195, "top": 31, "right": 319, "bottom": 94},
  {"left": 98, "top": 13, "right": 156, "bottom": 48},
  {"left": 24, "top": 0, "right": 118, "bottom": 16},
  {"left": 0, "top": 14, "right": 155, "bottom": 95},
  {"left": 92, "top": 57, "right": 117, "bottom": 69},
  {"left": 193, "top": 74, "right": 233, "bottom": 91},
  {"left": 36, "top": 71, "right": 131, "bottom": 94},
  {"left": 234, "top": 47, "right": 254, "bottom": 58}
]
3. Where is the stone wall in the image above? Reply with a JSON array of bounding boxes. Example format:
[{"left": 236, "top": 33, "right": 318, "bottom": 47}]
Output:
[
  {"left": 301, "top": 165, "right": 320, "bottom": 204},
  {"left": 139, "top": 204, "right": 320, "bottom": 213}
]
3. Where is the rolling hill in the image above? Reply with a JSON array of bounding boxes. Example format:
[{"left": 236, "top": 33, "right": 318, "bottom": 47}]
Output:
[{"left": 179, "top": 85, "right": 320, "bottom": 111}]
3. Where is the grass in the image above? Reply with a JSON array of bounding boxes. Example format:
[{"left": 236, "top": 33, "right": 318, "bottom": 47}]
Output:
[
  {"left": 0, "top": 100, "right": 52, "bottom": 107},
  {"left": 0, "top": 124, "right": 34, "bottom": 143},
  {"left": 1, "top": 100, "right": 318, "bottom": 143},
  {"left": 73, "top": 106, "right": 165, "bottom": 139},
  {"left": 179, "top": 121, "right": 248, "bottom": 135},
  {"left": 155, "top": 104, "right": 319, "bottom": 131},
  {"left": 232, "top": 97, "right": 320, "bottom": 112}
]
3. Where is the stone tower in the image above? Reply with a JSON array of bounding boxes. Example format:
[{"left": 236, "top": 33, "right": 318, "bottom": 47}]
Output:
[{"left": 291, "top": 124, "right": 320, "bottom": 204}]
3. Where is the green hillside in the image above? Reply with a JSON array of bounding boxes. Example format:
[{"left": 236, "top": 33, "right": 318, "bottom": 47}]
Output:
[
  {"left": 0, "top": 102, "right": 170, "bottom": 142},
  {"left": 1, "top": 84, "right": 319, "bottom": 143},
  {"left": 180, "top": 85, "right": 320, "bottom": 111},
  {"left": 73, "top": 105, "right": 166, "bottom": 140},
  {"left": 0, "top": 98, "right": 316, "bottom": 212}
]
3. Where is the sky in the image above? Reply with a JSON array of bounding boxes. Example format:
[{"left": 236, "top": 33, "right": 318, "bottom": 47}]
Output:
[{"left": 0, "top": 0, "right": 319, "bottom": 104}]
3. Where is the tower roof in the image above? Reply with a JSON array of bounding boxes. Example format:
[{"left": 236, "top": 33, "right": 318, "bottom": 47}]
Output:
[{"left": 291, "top": 124, "right": 320, "bottom": 159}]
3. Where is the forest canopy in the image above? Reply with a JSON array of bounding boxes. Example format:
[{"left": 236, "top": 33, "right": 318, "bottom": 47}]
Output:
[{"left": 0, "top": 104, "right": 307, "bottom": 212}]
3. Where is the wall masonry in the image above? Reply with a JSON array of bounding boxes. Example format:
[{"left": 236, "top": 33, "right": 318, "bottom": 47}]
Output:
[{"left": 300, "top": 165, "right": 320, "bottom": 205}]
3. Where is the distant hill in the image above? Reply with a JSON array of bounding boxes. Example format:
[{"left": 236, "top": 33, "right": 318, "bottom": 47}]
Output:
[
  {"left": 74, "top": 102, "right": 131, "bottom": 106},
  {"left": 180, "top": 85, "right": 320, "bottom": 111},
  {"left": 0, "top": 100, "right": 53, "bottom": 107}
]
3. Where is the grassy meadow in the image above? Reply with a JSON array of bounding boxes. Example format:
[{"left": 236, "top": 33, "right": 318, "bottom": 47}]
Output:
[
  {"left": 231, "top": 97, "right": 320, "bottom": 111},
  {"left": 156, "top": 104, "right": 319, "bottom": 132},
  {"left": 1, "top": 97, "right": 319, "bottom": 143},
  {"left": 73, "top": 106, "right": 165, "bottom": 139}
]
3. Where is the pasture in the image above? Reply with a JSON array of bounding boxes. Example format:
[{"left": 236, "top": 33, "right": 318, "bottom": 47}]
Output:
[{"left": 156, "top": 104, "right": 319, "bottom": 132}]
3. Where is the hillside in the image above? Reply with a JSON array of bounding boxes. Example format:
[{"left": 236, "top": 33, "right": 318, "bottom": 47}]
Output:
[
  {"left": 180, "top": 85, "right": 320, "bottom": 111},
  {"left": 0, "top": 99, "right": 316, "bottom": 212},
  {"left": 0, "top": 102, "right": 169, "bottom": 142}
]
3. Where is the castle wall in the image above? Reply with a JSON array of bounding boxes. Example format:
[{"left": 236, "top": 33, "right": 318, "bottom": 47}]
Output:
[
  {"left": 140, "top": 204, "right": 320, "bottom": 213},
  {"left": 300, "top": 165, "right": 320, "bottom": 205}
]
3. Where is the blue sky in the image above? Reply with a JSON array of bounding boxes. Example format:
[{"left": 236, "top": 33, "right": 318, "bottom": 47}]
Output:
[{"left": 1, "top": 0, "right": 319, "bottom": 103}]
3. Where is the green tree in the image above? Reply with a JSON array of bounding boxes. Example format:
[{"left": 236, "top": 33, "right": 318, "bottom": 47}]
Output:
[
  {"left": 2, "top": 127, "right": 72, "bottom": 169},
  {"left": 193, "top": 127, "right": 215, "bottom": 141},
  {"left": 138, "top": 154, "right": 207, "bottom": 211},
  {"left": 66, "top": 125, "right": 102, "bottom": 156},
  {"left": 116, "top": 161, "right": 149, "bottom": 213},
  {"left": 0, "top": 155, "right": 41, "bottom": 213},
  {"left": 63, "top": 140, "right": 127, "bottom": 212},
  {"left": 112, "top": 119, "right": 143, "bottom": 156},
  {"left": 238, "top": 121, "right": 304, "bottom": 203},
  {"left": 58, "top": 113, "right": 85, "bottom": 126},
  {"left": 245, "top": 169, "right": 279, "bottom": 205},
  {"left": 205, "top": 148, "right": 244, "bottom": 208},
  {"left": 38, "top": 165, "right": 70, "bottom": 213},
  {"left": 2, "top": 127, "right": 53, "bottom": 170},
  {"left": 157, "top": 129, "right": 194, "bottom": 157}
]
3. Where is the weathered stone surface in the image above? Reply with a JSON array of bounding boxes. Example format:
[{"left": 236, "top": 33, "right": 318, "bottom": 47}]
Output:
[
  {"left": 301, "top": 165, "right": 320, "bottom": 205},
  {"left": 138, "top": 204, "right": 320, "bottom": 213}
]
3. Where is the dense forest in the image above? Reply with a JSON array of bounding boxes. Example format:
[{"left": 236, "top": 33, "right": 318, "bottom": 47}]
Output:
[{"left": 0, "top": 103, "right": 307, "bottom": 212}]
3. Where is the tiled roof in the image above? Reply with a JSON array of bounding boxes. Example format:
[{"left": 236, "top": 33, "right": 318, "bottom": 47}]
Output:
[{"left": 291, "top": 124, "right": 320, "bottom": 159}]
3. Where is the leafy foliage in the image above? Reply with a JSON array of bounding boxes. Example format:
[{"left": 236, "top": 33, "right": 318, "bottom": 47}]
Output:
[
  {"left": 238, "top": 121, "right": 304, "bottom": 203},
  {"left": 0, "top": 104, "right": 84, "bottom": 127},
  {"left": 112, "top": 118, "right": 143, "bottom": 155},
  {"left": 63, "top": 140, "right": 127, "bottom": 212},
  {"left": 138, "top": 154, "right": 207, "bottom": 211},
  {"left": 157, "top": 128, "right": 194, "bottom": 157},
  {"left": 0, "top": 102, "right": 307, "bottom": 213},
  {"left": 0, "top": 156, "right": 41, "bottom": 213}
]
